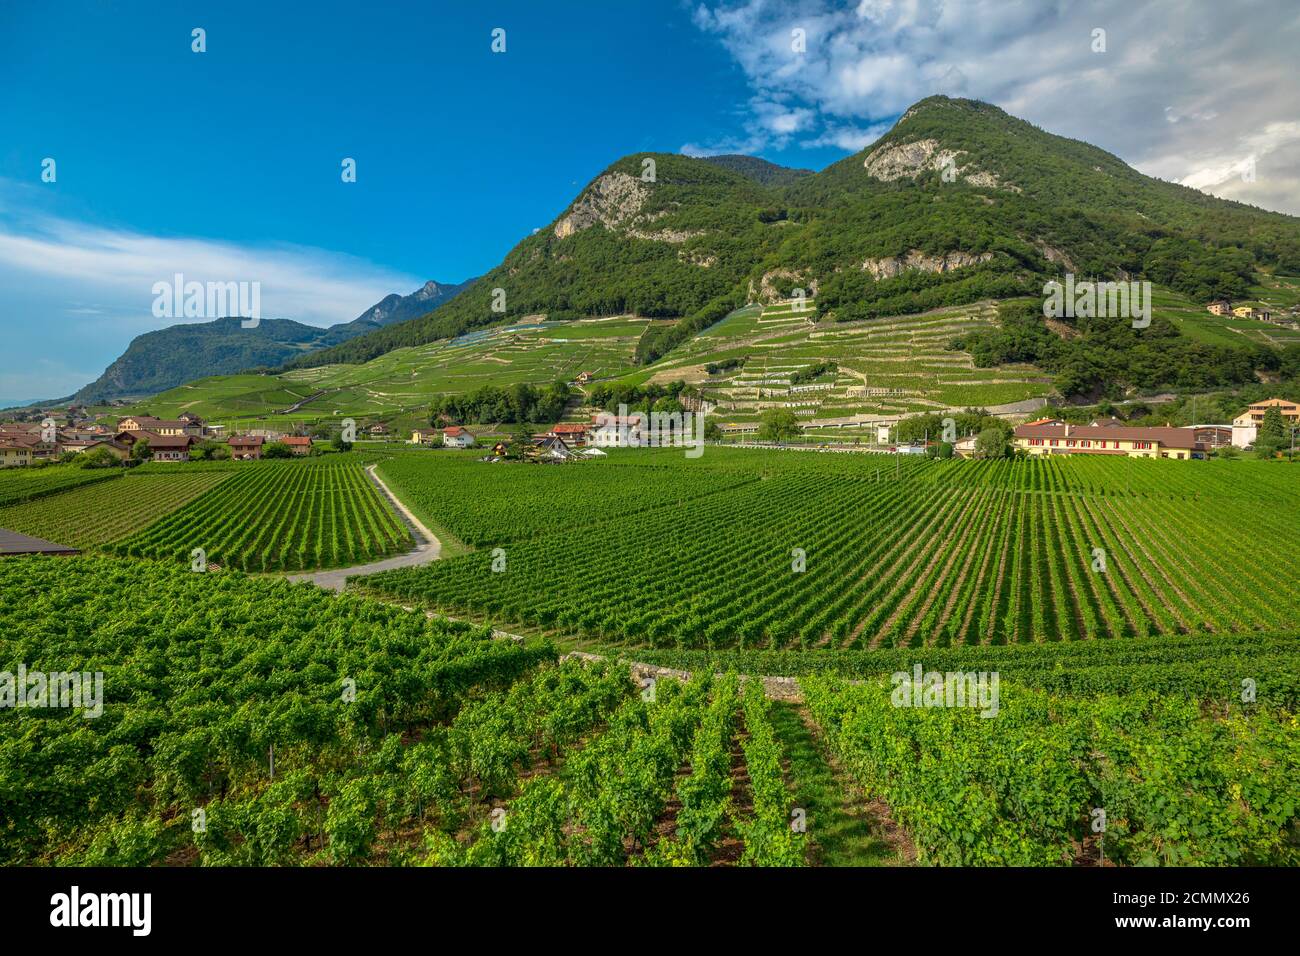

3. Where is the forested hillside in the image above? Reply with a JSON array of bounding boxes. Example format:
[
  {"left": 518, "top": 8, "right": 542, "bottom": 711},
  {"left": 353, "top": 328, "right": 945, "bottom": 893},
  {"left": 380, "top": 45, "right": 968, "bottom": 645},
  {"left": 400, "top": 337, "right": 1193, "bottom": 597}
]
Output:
[{"left": 284, "top": 96, "right": 1300, "bottom": 376}]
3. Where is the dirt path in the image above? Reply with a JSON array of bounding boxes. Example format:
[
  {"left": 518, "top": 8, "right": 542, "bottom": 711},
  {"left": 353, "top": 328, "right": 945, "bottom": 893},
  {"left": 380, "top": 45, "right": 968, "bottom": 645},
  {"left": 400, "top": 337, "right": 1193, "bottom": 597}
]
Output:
[{"left": 285, "top": 464, "right": 441, "bottom": 592}]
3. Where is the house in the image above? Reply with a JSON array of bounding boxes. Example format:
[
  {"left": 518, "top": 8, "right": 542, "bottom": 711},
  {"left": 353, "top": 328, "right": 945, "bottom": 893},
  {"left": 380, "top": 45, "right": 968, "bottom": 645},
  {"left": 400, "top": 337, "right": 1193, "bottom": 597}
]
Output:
[
  {"left": 531, "top": 435, "right": 575, "bottom": 460},
  {"left": 145, "top": 434, "right": 198, "bottom": 462},
  {"left": 1231, "top": 398, "right": 1300, "bottom": 447},
  {"left": 1233, "top": 306, "right": 1256, "bottom": 318},
  {"left": 369, "top": 424, "right": 388, "bottom": 437},
  {"left": 0, "top": 439, "right": 33, "bottom": 467},
  {"left": 283, "top": 436, "right": 314, "bottom": 456},
  {"left": 442, "top": 426, "right": 476, "bottom": 449},
  {"left": 410, "top": 428, "right": 440, "bottom": 446},
  {"left": 590, "top": 412, "right": 646, "bottom": 447},
  {"left": 63, "top": 438, "right": 129, "bottom": 459},
  {"left": 228, "top": 435, "right": 265, "bottom": 460},
  {"left": 116, "top": 415, "right": 202, "bottom": 437},
  {"left": 1013, "top": 422, "right": 1207, "bottom": 460},
  {"left": 953, "top": 435, "right": 979, "bottom": 458},
  {"left": 491, "top": 441, "right": 509, "bottom": 457},
  {"left": 547, "top": 423, "right": 589, "bottom": 447},
  {"left": 1207, "top": 300, "right": 1233, "bottom": 316},
  {"left": 574, "top": 371, "right": 594, "bottom": 385}
]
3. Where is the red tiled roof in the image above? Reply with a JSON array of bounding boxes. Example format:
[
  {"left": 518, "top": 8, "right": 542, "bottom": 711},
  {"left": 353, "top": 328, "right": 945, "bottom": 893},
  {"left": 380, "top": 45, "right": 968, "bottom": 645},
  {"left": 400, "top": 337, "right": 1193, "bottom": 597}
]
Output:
[
  {"left": 229, "top": 435, "right": 264, "bottom": 446},
  {"left": 1014, "top": 423, "right": 1203, "bottom": 450},
  {"left": 443, "top": 426, "right": 468, "bottom": 436},
  {"left": 283, "top": 436, "right": 312, "bottom": 446},
  {"left": 550, "top": 423, "right": 588, "bottom": 434}
]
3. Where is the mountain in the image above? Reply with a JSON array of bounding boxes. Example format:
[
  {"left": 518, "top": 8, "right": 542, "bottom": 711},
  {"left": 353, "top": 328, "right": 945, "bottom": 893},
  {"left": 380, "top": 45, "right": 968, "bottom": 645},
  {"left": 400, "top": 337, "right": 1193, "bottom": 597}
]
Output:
[
  {"left": 698, "top": 154, "right": 814, "bottom": 187},
  {"left": 72, "top": 279, "right": 475, "bottom": 403},
  {"left": 335, "top": 279, "right": 477, "bottom": 334},
  {"left": 282, "top": 95, "right": 1300, "bottom": 377}
]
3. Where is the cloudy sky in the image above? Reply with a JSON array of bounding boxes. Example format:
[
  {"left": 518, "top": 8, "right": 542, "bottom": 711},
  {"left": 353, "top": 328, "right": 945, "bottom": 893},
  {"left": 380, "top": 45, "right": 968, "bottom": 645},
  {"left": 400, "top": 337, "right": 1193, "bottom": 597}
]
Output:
[{"left": 0, "top": 0, "right": 1296, "bottom": 404}]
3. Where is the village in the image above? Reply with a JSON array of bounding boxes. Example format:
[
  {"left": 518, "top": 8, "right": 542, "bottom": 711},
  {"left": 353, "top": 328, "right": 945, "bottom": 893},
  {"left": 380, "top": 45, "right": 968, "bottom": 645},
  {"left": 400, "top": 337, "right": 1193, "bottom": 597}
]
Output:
[{"left": 1, "top": 396, "right": 1296, "bottom": 468}]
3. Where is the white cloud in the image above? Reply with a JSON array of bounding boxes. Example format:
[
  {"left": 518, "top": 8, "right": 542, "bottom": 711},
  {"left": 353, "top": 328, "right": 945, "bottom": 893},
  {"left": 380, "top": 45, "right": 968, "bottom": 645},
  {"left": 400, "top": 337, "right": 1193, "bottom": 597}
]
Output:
[
  {"left": 689, "top": 0, "right": 1300, "bottom": 214},
  {"left": 0, "top": 189, "right": 422, "bottom": 399}
]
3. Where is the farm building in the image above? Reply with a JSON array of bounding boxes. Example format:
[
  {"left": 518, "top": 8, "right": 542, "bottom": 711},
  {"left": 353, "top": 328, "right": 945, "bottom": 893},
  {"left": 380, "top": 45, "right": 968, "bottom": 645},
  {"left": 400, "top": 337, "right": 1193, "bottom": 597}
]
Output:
[
  {"left": 228, "top": 435, "right": 264, "bottom": 460},
  {"left": 1013, "top": 422, "right": 1207, "bottom": 460},
  {"left": 283, "top": 436, "right": 314, "bottom": 456},
  {"left": 442, "top": 426, "right": 476, "bottom": 449},
  {"left": 547, "top": 423, "right": 589, "bottom": 447},
  {"left": 141, "top": 434, "right": 196, "bottom": 462}
]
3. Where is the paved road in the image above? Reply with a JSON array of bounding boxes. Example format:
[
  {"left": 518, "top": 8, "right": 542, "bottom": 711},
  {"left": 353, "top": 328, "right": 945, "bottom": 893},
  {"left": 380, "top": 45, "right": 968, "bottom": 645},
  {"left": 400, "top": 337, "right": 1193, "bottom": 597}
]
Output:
[{"left": 285, "top": 464, "right": 441, "bottom": 592}]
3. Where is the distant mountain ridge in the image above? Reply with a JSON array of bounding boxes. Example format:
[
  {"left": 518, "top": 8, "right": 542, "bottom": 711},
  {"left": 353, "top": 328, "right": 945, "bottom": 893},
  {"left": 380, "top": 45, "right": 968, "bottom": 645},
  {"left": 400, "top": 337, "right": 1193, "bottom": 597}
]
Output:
[{"left": 71, "top": 278, "right": 476, "bottom": 403}]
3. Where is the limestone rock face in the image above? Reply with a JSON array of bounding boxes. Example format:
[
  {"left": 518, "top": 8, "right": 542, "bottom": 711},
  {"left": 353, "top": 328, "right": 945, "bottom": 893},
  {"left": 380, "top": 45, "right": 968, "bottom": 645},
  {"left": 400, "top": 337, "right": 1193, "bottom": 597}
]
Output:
[
  {"left": 861, "top": 249, "right": 994, "bottom": 279},
  {"left": 553, "top": 172, "right": 648, "bottom": 239},
  {"left": 862, "top": 138, "right": 1019, "bottom": 192}
]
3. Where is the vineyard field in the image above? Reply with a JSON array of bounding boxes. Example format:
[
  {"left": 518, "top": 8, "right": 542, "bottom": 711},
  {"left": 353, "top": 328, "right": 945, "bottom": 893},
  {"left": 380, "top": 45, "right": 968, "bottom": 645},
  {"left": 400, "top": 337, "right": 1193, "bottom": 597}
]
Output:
[
  {"left": 106, "top": 459, "right": 410, "bottom": 572},
  {"left": 0, "top": 471, "right": 229, "bottom": 548},
  {"left": 1, "top": 556, "right": 815, "bottom": 867},
  {"left": 355, "top": 451, "right": 1300, "bottom": 651},
  {"left": 0, "top": 465, "right": 120, "bottom": 508}
]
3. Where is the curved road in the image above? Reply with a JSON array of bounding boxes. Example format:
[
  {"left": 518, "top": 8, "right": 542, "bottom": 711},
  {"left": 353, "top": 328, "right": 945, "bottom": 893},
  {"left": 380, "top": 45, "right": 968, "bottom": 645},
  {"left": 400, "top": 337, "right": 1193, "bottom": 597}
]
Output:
[{"left": 286, "top": 464, "right": 442, "bottom": 592}]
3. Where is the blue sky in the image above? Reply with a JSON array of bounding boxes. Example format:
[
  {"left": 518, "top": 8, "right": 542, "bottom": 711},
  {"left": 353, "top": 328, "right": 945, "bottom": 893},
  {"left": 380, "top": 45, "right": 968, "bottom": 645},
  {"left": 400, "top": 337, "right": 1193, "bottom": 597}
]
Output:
[{"left": 2, "top": 0, "right": 1298, "bottom": 403}]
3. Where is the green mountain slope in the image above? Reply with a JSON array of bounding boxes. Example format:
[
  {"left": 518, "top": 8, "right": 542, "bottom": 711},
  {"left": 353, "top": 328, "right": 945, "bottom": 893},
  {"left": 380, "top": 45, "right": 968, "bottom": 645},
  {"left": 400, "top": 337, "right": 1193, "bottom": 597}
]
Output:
[{"left": 286, "top": 96, "right": 1300, "bottom": 379}]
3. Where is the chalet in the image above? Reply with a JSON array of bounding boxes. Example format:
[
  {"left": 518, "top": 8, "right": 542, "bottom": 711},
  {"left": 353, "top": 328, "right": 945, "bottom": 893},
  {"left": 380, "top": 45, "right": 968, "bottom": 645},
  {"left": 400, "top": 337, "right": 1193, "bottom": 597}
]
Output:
[
  {"left": 1206, "top": 300, "right": 1233, "bottom": 316},
  {"left": 547, "top": 423, "right": 589, "bottom": 447},
  {"left": 442, "top": 426, "right": 476, "bottom": 449},
  {"left": 532, "top": 435, "right": 575, "bottom": 460},
  {"left": 146, "top": 434, "right": 198, "bottom": 462},
  {"left": 1013, "top": 422, "right": 1206, "bottom": 460},
  {"left": 283, "top": 436, "right": 314, "bottom": 456},
  {"left": 410, "top": 428, "right": 439, "bottom": 446},
  {"left": 228, "top": 435, "right": 265, "bottom": 460},
  {"left": 1231, "top": 398, "right": 1300, "bottom": 447}
]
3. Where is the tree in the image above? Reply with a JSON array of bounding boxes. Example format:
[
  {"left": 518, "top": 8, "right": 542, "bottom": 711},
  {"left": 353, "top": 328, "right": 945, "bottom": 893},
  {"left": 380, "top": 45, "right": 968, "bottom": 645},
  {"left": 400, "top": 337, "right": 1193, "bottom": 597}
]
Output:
[
  {"left": 1260, "top": 407, "right": 1286, "bottom": 444},
  {"left": 330, "top": 434, "right": 352, "bottom": 453},
  {"left": 131, "top": 437, "right": 153, "bottom": 461},
  {"left": 974, "top": 427, "right": 1009, "bottom": 459},
  {"left": 703, "top": 421, "right": 722, "bottom": 442},
  {"left": 758, "top": 408, "right": 799, "bottom": 443},
  {"left": 929, "top": 441, "right": 955, "bottom": 459},
  {"left": 263, "top": 441, "right": 293, "bottom": 459}
]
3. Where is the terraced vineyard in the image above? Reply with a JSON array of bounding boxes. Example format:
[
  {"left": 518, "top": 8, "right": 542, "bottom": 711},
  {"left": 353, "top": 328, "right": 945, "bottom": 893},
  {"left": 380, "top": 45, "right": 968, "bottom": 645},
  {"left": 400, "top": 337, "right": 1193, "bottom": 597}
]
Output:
[
  {"left": 357, "top": 450, "right": 1300, "bottom": 650},
  {"left": 0, "top": 471, "right": 228, "bottom": 548},
  {"left": 106, "top": 459, "right": 409, "bottom": 571}
]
